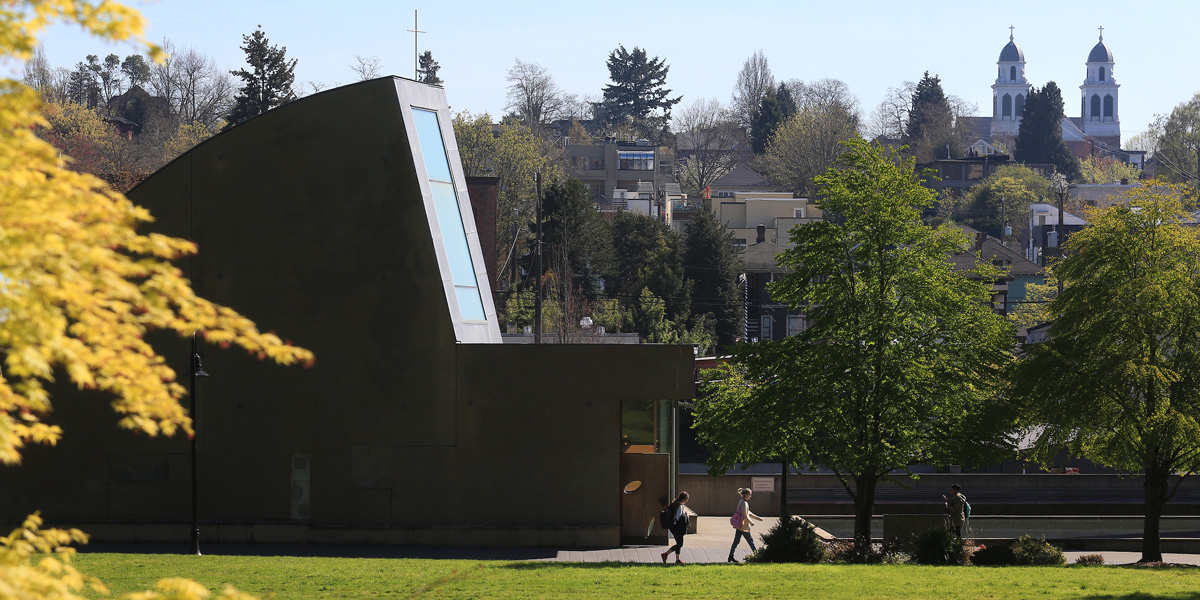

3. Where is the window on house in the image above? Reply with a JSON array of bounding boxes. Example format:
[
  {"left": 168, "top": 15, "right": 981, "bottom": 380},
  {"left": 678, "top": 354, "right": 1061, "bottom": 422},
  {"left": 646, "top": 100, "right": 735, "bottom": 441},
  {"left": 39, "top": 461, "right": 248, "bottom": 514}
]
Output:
[
  {"left": 793, "top": 207, "right": 806, "bottom": 218},
  {"left": 1015, "top": 94, "right": 1025, "bottom": 117},
  {"left": 966, "top": 164, "right": 984, "bottom": 180},
  {"left": 1091, "top": 95, "right": 1101, "bottom": 120},
  {"left": 1038, "top": 215, "right": 1047, "bottom": 226},
  {"left": 1002, "top": 94, "right": 1012, "bottom": 117},
  {"left": 786, "top": 315, "right": 807, "bottom": 337},
  {"left": 618, "top": 150, "right": 654, "bottom": 170},
  {"left": 1104, "top": 94, "right": 1114, "bottom": 118},
  {"left": 1100, "top": 67, "right": 1106, "bottom": 82},
  {"left": 733, "top": 238, "right": 747, "bottom": 247},
  {"left": 760, "top": 316, "right": 773, "bottom": 341},
  {"left": 1010, "top": 66, "right": 1016, "bottom": 81}
]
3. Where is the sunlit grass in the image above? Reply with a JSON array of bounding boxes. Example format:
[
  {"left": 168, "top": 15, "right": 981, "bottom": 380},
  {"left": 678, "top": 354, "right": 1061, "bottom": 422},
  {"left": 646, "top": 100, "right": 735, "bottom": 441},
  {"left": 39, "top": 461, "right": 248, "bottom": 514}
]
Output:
[{"left": 73, "top": 553, "right": 1200, "bottom": 599}]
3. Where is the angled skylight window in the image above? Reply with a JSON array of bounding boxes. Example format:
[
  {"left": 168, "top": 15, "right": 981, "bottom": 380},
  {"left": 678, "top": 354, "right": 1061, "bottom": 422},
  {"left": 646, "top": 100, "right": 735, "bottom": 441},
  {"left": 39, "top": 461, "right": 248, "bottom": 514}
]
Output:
[{"left": 412, "top": 108, "right": 486, "bottom": 322}]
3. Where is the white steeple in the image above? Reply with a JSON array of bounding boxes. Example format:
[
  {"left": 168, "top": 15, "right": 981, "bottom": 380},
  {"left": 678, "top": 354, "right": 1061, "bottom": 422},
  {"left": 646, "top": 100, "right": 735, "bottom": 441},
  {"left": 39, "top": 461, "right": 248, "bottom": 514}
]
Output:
[
  {"left": 991, "top": 26, "right": 1032, "bottom": 139},
  {"left": 1080, "top": 27, "right": 1119, "bottom": 138}
]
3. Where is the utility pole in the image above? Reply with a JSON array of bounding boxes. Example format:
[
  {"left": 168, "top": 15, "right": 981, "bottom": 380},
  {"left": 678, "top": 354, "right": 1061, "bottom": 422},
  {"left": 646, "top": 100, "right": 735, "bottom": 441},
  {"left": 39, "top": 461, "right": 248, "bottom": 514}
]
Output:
[
  {"left": 1001, "top": 195, "right": 1006, "bottom": 246},
  {"left": 534, "top": 171, "right": 543, "bottom": 344}
]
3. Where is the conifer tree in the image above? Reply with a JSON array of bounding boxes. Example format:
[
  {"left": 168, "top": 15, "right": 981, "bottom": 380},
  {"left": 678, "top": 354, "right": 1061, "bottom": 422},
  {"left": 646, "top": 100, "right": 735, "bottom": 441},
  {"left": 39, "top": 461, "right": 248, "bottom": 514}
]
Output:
[
  {"left": 227, "top": 27, "right": 297, "bottom": 128},
  {"left": 905, "top": 71, "right": 958, "bottom": 160},
  {"left": 598, "top": 45, "right": 681, "bottom": 139},
  {"left": 684, "top": 205, "right": 742, "bottom": 347},
  {"left": 1015, "top": 82, "right": 1081, "bottom": 181},
  {"left": 418, "top": 50, "right": 442, "bottom": 85},
  {"left": 750, "top": 83, "right": 796, "bottom": 155}
]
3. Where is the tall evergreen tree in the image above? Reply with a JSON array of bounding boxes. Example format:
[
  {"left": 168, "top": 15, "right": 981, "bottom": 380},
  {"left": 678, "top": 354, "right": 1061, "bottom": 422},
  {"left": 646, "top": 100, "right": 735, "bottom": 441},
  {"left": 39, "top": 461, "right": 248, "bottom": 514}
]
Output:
[
  {"left": 905, "top": 71, "right": 958, "bottom": 160},
  {"left": 66, "top": 61, "right": 99, "bottom": 107},
  {"left": 417, "top": 50, "right": 442, "bottom": 85},
  {"left": 608, "top": 212, "right": 689, "bottom": 321},
  {"left": 598, "top": 45, "right": 681, "bottom": 139},
  {"left": 1014, "top": 82, "right": 1081, "bottom": 181},
  {"left": 750, "top": 83, "right": 796, "bottom": 155},
  {"left": 227, "top": 27, "right": 297, "bottom": 128},
  {"left": 684, "top": 205, "right": 742, "bottom": 347},
  {"left": 538, "top": 178, "right": 611, "bottom": 299}
]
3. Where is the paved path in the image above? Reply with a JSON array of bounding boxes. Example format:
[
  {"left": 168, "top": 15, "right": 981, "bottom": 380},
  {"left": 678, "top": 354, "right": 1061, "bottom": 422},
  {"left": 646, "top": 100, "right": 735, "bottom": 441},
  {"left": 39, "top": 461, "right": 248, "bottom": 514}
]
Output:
[{"left": 81, "top": 517, "right": 1200, "bottom": 566}]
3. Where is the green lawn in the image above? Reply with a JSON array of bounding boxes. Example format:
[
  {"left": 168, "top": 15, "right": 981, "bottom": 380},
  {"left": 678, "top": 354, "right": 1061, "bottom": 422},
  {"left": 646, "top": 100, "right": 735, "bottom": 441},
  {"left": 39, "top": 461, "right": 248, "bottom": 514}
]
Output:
[{"left": 71, "top": 553, "right": 1200, "bottom": 600}]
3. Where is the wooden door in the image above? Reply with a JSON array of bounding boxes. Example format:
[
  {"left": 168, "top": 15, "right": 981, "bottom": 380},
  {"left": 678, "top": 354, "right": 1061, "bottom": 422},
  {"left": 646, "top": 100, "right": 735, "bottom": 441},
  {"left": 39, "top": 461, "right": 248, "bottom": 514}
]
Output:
[{"left": 620, "top": 452, "right": 669, "bottom": 545}]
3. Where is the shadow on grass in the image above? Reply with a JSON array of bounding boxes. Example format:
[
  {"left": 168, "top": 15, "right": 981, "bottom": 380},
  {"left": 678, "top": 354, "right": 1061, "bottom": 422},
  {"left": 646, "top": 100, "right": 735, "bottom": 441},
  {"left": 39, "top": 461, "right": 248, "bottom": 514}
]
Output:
[
  {"left": 500, "top": 561, "right": 731, "bottom": 570},
  {"left": 1080, "top": 595, "right": 1200, "bottom": 600},
  {"left": 77, "top": 541, "right": 560, "bottom": 561}
]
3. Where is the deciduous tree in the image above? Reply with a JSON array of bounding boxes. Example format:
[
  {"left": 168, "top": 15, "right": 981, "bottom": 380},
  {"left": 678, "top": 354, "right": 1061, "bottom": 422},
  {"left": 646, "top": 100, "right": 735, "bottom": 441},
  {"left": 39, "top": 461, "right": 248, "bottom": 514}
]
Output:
[
  {"left": 695, "top": 139, "right": 1015, "bottom": 541},
  {"left": 957, "top": 164, "right": 1050, "bottom": 243},
  {"left": 1, "top": 2, "right": 309, "bottom": 598},
  {"left": 1156, "top": 93, "right": 1200, "bottom": 186},
  {"left": 1011, "top": 185, "right": 1200, "bottom": 563},
  {"left": 730, "top": 50, "right": 774, "bottom": 132},
  {"left": 674, "top": 98, "right": 744, "bottom": 196},
  {"left": 505, "top": 59, "right": 565, "bottom": 133},
  {"left": 227, "top": 27, "right": 297, "bottom": 127},
  {"left": 350, "top": 55, "right": 382, "bottom": 81},
  {"left": 757, "top": 87, "right": 860, "bottom": 196}
]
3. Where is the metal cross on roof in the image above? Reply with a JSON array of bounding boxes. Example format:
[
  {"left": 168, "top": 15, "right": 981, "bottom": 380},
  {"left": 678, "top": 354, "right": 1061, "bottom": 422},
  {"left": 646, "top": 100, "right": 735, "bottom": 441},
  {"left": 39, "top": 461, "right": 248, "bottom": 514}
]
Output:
[{"left": 408, "top": 10, "right": 425, "bottom": 80}]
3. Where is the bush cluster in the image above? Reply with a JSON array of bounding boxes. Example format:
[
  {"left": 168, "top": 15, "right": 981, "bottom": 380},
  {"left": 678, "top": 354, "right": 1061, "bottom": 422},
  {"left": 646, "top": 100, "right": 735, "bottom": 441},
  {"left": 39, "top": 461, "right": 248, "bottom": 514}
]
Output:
[
  {"left": 744, "top": 516, "right": 826, "bottom": 564},
  {"left": 825, "top": 536, "right": 909, "bottom": 564},
  {"left": 968, "top": 535, "right": 1066, "bottom": 566},
  {"left": 1074, "top": 553, "right": 1105, "bottom": 565},
  {"left": 913, "top": 526, "right": 969, "bottom": 565}
]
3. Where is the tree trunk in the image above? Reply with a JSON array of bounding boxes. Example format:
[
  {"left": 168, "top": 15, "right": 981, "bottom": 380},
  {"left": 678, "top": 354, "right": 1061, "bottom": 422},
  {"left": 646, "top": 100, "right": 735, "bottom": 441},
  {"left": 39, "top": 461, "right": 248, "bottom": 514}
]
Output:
[
  {"left": 1142, "top": 468, "right": 1169, "bottom": 563},
  {"left": 853, "top": 475, "right": 877, "bottom": 542},
  {"left": 780, "top": 456, "right": 790, "bottom": 518}
]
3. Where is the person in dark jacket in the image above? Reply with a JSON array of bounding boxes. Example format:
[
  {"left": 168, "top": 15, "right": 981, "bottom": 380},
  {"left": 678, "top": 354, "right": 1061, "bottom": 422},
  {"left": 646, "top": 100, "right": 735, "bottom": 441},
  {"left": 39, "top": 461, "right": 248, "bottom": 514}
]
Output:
[
  {"left": 660, "top": 492, "right": 695, "bottom": 563},
  {"left": 946, "top": 484, "right": 967, "bottom": 537}
]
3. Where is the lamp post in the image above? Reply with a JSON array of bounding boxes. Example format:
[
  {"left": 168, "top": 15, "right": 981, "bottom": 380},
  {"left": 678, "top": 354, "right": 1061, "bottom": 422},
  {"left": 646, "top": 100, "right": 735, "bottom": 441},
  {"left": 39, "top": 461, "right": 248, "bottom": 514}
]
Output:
[{"left": 186, "top": 332, "right": 209, "bottom": 555}]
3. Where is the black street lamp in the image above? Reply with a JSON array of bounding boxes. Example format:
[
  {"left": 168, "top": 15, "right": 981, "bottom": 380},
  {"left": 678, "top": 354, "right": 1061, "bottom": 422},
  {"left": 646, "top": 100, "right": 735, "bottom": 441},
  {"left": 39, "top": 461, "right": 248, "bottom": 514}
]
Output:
[{"left": 186, "top": 332, "right": 209, "bottom": 555}]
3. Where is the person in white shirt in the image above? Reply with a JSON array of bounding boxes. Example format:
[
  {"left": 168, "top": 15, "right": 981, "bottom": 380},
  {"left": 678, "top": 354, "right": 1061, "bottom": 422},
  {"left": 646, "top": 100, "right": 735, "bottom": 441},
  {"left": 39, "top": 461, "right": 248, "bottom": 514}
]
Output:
[{"left": 728, "top": 487, "right": 763, "bottom": 562}]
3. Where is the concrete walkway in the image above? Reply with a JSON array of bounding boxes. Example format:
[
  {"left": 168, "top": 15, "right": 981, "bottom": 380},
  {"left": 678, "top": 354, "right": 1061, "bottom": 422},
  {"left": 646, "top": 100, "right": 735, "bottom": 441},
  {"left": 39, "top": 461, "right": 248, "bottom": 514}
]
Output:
[{"left": 80, "top": 517, "right": 1200, "bottom": 566}]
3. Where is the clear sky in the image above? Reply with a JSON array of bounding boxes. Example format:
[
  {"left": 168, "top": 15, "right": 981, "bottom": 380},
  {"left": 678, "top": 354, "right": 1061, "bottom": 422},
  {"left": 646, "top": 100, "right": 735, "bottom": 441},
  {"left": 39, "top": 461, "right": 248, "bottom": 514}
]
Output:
[{"left": 18, "top": 0, "right": 1200, "bottom": 146}]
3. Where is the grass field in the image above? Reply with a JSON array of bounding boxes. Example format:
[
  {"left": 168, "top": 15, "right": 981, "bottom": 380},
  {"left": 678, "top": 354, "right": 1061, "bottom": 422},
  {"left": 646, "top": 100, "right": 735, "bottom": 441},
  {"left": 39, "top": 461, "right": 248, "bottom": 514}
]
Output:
[{"left": 69, "top": 553, "right": 1200, "bottom": 599}]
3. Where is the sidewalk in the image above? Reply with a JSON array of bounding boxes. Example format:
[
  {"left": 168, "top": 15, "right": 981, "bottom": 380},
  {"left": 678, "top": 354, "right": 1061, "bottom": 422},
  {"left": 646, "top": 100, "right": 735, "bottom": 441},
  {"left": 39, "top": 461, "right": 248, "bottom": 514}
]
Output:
[{"left": 79, "top": 516, "right": 1200, "bottom": 566}]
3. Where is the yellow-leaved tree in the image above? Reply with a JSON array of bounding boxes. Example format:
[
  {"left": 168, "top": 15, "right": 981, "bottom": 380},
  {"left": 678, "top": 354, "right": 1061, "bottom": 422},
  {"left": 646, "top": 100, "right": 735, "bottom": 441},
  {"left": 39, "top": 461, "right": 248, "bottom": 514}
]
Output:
[{"left": 0, "top": 2, "right": 311, "bottom": 598}]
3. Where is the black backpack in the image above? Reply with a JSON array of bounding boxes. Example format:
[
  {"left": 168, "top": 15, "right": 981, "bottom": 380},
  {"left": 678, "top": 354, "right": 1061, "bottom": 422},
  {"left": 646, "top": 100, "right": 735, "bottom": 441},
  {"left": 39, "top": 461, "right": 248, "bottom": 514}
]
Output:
[{"left": 659, "top": 506, "right": 675, "bottom": 529}]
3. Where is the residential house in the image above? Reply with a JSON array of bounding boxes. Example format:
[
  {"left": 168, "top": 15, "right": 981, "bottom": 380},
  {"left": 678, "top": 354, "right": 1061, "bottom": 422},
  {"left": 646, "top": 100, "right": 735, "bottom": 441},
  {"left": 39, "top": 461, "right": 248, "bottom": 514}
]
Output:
[{"left": 1027, "top": 202, "right": 1087, "bottom": 266}]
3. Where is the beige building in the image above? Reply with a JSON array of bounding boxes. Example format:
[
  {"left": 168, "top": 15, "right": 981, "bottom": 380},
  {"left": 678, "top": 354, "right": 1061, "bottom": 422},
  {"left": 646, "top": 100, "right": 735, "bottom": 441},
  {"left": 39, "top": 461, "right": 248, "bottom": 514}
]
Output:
[{"left": 716, "top": 192, "right": 822, "bottom": 247}]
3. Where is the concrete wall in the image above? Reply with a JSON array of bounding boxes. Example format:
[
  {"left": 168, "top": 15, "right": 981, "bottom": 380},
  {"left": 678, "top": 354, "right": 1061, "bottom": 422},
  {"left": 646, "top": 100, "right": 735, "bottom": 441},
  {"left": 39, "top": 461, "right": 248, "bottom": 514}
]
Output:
[
  {"left": 680, "top": 474, "right": 784, "bottom": 518},
  {"left": 0, "top": 78, "right": 694, "bottom": 548}
]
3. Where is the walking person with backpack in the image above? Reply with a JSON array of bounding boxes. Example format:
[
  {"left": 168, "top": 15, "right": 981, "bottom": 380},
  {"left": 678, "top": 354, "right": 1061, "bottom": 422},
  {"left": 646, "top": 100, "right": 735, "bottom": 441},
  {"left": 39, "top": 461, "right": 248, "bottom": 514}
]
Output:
[
  {"left": 945, "top": 484, "right": 970, "bottom": 538},
  {"left": 660, "top": 492, "right": 695, "bottom": 563},
  {"left": 728, "top": 487, "right": 764, "bottom": 562}
]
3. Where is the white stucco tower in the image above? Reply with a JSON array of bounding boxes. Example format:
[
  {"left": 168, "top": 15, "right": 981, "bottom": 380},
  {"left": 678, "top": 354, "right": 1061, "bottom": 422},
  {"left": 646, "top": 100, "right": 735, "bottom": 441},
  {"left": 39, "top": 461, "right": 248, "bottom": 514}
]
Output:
[
  {"left": 1080, "top": 28, "right": 1120, "bottom": 139},
  {"left": 991, "top": 27, "right": 1032, "bottom": 139}
]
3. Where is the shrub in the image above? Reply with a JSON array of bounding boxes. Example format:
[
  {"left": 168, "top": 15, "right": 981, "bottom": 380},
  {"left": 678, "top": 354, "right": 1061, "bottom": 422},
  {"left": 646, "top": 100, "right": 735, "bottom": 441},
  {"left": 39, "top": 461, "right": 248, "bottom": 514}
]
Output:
[
  {"left": 744, "top": 516, "right": 826, "bottom": 563},
  {"left": 1011, "top": 535, "right": 1066, "bottom": 565},
  {"left": 971, "top": 544, "right": 1017, "bottom": 566},
  {"left": 913, "top": 526, "right": 968, "bottom": 565},
  {"left": 1075, "top": 553, "right": 1105, "bottom": 565},
  {"left": 825, "top": 536, "right": 907, "bottom": 565}
]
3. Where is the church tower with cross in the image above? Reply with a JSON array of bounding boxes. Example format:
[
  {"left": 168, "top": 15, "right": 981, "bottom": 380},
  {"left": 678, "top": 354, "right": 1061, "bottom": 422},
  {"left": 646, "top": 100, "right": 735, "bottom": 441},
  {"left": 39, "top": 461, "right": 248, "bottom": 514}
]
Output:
[
  {"left": 1079, "top": 26, "right": 1120, "bottom": 140},
  {"left": 990, "top": 26, "right": 1032, "bottom": 139}
]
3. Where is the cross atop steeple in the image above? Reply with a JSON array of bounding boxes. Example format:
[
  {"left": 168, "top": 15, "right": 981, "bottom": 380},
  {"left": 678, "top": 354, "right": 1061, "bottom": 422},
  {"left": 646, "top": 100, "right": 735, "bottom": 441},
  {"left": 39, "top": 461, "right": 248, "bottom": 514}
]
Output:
[
  {"left": 1009, "top": 25, "right": 1015, "bottom": 41},
  {"left": 1098, "top": 25, "right": 1104, "bottom": 41}
]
